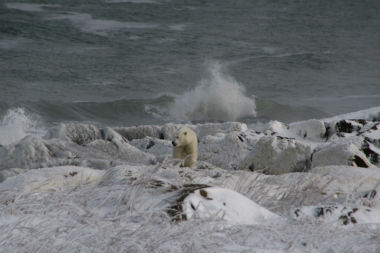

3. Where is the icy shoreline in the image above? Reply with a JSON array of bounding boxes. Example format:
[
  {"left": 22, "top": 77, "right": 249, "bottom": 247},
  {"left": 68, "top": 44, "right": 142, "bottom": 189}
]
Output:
[{"left": 0, "top": 107, "right": 380, "bottom": 252}]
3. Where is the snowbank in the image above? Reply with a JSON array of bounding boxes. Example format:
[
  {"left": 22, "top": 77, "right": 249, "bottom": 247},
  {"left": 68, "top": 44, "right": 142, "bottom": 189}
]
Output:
[
  {"left": 1, "top": 162, "right": 379, "bottom": 252},
  {"left": 182, "top": 187, "right": 282, "bottom": 224},
  {"left": 0, "top": 107, "right": 380, "bottom": 252}
]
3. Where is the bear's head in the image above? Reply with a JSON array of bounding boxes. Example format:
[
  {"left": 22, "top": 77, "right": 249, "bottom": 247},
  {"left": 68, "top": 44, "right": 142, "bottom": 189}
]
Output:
[{"left": 172, "top": 127, "right": 192, "bottom": 147}]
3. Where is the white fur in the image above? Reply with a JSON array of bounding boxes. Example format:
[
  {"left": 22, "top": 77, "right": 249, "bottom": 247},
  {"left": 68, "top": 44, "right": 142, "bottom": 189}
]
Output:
[{"left": 172, "top": 126, "right": 198, "bottom": 167}]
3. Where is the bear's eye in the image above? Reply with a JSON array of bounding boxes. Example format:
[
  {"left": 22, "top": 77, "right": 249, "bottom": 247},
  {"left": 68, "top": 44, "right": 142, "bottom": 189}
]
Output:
[{"left": 184, "top": 132, "right": 187, "bottom": 135}]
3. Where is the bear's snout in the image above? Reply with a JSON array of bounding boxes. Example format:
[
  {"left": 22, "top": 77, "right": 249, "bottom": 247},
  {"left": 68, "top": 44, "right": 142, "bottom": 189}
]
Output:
[{"left": 172, "top": 141, "right": 176, "bottom": 146}]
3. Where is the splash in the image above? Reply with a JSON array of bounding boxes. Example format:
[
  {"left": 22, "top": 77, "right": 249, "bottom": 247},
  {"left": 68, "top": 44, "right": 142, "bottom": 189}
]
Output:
[
  {"left": 169, "top": 62, "right": 256, "bottom": 122},
  {"left": 0, "top": 108, "right": 43, "bottom": 146}
]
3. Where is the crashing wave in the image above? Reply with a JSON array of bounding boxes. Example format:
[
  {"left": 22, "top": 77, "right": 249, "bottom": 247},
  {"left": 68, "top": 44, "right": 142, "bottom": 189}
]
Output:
[{"left": 169, "top": 62, "right": 257, "bottom": 122}]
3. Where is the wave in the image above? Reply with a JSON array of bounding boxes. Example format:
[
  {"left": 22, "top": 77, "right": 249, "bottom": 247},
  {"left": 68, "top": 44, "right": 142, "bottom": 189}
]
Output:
[
  {"left": 0, "top": 92, "right": 327, "bottom": 131},
  {"left": 105, "top": 0, "right": 157, "bottom": 3},
  {"left": 5, "top": 3, "right": 56, "bottom": 12},
  {"left": 0, "top": 108, "right": 45, "bottom": 146},
  {"left": 1, "top": 62, "right": 257, "bottom": 126},
  {"left": 255, "top": 98, "right": 329, "bottom": 123},
  {"left": 32, "top": 100, "right": 163, "bottom": 126},
  {"left": 168, "top": 62, "right": 257, "bottom": 122},
  {"left": 49, "top": 12, "right": 158, "bottom": 36}
]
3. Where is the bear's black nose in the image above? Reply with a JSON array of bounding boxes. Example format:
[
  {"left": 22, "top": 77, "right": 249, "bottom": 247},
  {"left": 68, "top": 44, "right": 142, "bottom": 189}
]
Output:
[{"left": 172, "top": 141, "right": 176, "bottom": 146}]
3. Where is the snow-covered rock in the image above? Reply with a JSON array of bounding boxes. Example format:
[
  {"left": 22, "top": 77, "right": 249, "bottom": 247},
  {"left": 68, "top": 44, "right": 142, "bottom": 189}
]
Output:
[
  {"left": 0, "top": 136, "right": 77, "bottom": 172},
  {"left": 0, "top": 107, "right": 380, "bottom": 252},
  {"left": 115, "top": 124, "right": 162, "bottom": 140},
  {"left": 265, "top": 119, "right": 326, "bottom": 142},
  {"left": 289, "top": 119, "right": 327, "bottom": 142},
  {"left": 0, "top": 161, "right": 379, "bottom": 252},
  {"left": 323, "top": 106, "right": 380, "bottom": 122},
  {"left": 240, "top": 136, "right": 312, "bottom": 174},
  {"left": 198, "top": 131, "right": 257, "bottom": 170},
  {"left": 0, "top": 166, "right": 104, "bottom": 192},
  {"left": 182, "top": 187, "right": 281, "bottom": 225},
  {"left": 293, "top": 184, "right": 380, "bottom": 226},
  {"left": 311, "top": 143, "right": 372, "bottom": 168},
  {"left": 161, "top": 122, "right": 248, "bottom": 141},
  {"left": 194, "top": 122, "right": 248, "bottom": 139},
  {"left": 0, "top": 123, "right": 156, "bottom": 177},
  {"left": 129, "top": 137, "right": 172, "bottom": 162}
]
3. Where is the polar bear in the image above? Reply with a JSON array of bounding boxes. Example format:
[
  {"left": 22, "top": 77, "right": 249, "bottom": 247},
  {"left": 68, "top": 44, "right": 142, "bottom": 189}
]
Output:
[{"left": 172, "top": 126, "right": 198, "bottom": 167}]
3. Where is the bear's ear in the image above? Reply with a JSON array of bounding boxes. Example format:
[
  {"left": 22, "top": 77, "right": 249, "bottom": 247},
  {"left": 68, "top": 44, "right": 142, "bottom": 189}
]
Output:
[{"left": 184, "top": 131, "right": 187, "bottom": 135}]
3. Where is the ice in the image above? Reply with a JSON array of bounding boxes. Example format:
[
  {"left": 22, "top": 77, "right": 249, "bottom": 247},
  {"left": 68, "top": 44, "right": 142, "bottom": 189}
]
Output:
[{"left": 1, "top": 107, "right": 380, "bottom": 252}]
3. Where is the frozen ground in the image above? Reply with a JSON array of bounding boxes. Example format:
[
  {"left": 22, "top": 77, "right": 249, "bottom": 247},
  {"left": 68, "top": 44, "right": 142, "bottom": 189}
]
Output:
[{"left": 0, "top": 107, "right": 380, "bottom": 252}]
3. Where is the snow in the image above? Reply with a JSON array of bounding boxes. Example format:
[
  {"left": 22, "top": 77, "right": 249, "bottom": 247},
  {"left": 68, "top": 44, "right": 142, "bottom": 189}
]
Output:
[
  {"left": 1, "top": 107, "right": 380, "bottom": 252},
  {"left": 323, "top": 106, "right": 380, "bottom": 122},
  {"left": 1, "top": 163, "right": 379, "bottom": 252},
  {"left": 183, "top": 187, "right": 282, "bottom": 225},
  {"left": 0, "top": 166, "right": 104, "bottom": 192},
  {"left": 311, "top": 143, "right": 373, "bottom": 168}
]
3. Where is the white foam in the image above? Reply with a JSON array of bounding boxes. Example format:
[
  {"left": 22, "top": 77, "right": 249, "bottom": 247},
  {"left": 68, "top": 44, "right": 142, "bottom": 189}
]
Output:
[
  {"left": 169, "top": 24, "right": 187, "bottom": 31},
  {"left": 169, "top": 62, "right": 257, "bottom": 122},
  {"left": 0, "top": 38, "right": 31, "bottom": 50},
  {"left": 0, "top": 108, "right": 44, "bottom": 146},
  {"left": 5, "top": 3, "right": 59, "bottom": 12},
  {"left": 105, "top": 0, "right": 157, "bottom": 3},
  {"left": 323, "top": 106, "right": 380, "bottom": 122},
  {"left": 50, "top": 12, "right": 158, "bottom": 36}
]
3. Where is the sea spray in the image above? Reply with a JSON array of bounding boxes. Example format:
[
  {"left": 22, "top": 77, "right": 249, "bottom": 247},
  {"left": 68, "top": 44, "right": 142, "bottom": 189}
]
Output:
[
  {"left": 169, "top": 62, "right": 256, "bottom": 122},
  {"left": 0, "top": 108, "right": 44, "bottom": 146}
]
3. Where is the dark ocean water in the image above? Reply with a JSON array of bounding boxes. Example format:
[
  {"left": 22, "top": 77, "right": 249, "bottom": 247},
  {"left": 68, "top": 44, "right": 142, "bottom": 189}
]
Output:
[{"left": 1, "top": 0, "right": 379, "bottom": 128}]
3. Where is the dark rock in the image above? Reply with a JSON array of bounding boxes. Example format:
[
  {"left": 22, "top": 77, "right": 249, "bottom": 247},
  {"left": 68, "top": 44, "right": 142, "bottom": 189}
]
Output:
[
  {"left": 361, "top": 141, "right": 379, "bottom": 164},
  {"left": 199, "top": 189, "right": 213, "bottom": 200},
  {"left": 166, "top": 184, "right": 209, "bottom": 222},
  {"left": 314, "top": 206, "right": 338, "bottom": 218},
  {"left": 351, "top": 155, "right": 369, "bottom": 168},
  {"left": 339, "top": 207, "right": 360, "bottom": 225},
  {"left": 335, "top": 120, "right": 354, "bottom": 134},
  {"left": 363, "top": 190, "right": 377, "bottom": 200},
  {"left": 146, "top": 140, "right": 155, "bottom": 149},
  {"left": 64, "top": 171, "right": 78, "bottom": 178},
  {"left": 69, "top": 171, "right": 78, "bottom": 177}
]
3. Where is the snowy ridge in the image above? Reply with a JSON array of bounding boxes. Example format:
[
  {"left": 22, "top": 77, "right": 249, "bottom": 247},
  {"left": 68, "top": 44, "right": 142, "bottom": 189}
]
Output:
[
  {"left": 1, "top": 163, "right": 379, "bottom": 252},
  {"left": 0, "top": 107, "right": 380, "bottom": 252},
  {"left": 182, "top": 187, "right": 283, "bottom": 225}
]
